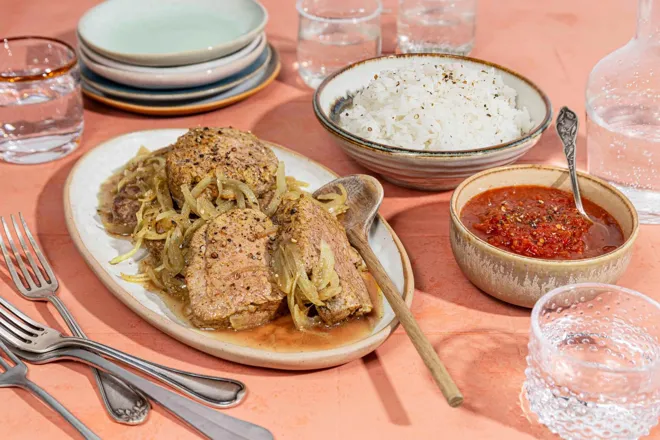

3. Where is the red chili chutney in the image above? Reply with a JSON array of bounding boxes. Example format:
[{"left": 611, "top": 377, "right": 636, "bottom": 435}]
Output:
[{"left": 460, "top": 185, "right": 624, "bottom": 260}]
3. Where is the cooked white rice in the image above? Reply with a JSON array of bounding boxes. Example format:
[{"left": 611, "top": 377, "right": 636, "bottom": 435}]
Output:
[{"left": 338, "top": 63, "right": 534, "bottom": 151}]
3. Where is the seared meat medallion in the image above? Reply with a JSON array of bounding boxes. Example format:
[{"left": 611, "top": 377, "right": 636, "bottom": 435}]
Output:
[
  {"left": 186, "top": 209, "right": 285, "bottom": 330},
  {"left": 273, "top": 196, "right": 372, "bottom": 325},
  {"left": 166, "top": 127, "right": 278, "bottom": 206}
]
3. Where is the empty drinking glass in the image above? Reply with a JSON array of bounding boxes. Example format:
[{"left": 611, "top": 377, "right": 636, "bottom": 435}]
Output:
[
  {"left": 397, "top": 0, "right": 476, "bottom": 55},
  {"left": 0, "top": 37, "right": 84, "bottom": 164},
  {"left": 525, "top": 283, "right": 660, "bottom": 440},
  {"left": 297, "top": 0, "right": 382, "bottom": 89}
]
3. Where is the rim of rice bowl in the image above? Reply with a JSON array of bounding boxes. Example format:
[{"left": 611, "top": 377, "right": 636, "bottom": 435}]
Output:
[{"left": 313, "top": 53, "right": 552, "bottom": 157}]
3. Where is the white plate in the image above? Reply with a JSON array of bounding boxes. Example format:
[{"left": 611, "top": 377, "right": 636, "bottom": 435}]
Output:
[
  {"left": 77, "top": 0, "right": 268, "bottom": 67},
  {"left": 81, "top": 45, "right": 280, "bottom": 116},
  {"left": 79, "top": 35, "right": 267, "bottom": 90},
  {"left": 80, "top": 43, "right": 271, "bottom": 102},
  {"left": 78, "top": 33, "right": 264, "bottom": 75},
  {"left": 64, "top": 129, "right": 414, "bottom": 370}
]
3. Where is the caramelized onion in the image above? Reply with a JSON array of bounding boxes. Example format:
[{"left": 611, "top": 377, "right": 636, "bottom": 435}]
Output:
[{"left": 101, "top": 146, "right": 353, "bottom": 328}]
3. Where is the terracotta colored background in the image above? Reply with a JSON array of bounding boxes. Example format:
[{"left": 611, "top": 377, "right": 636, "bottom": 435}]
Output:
[{"left": 1, "top": 0, "right": 656, "bottom": 439}]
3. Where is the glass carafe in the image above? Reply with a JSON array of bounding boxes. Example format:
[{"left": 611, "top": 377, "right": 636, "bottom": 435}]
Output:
[{"left": 586, "top": 0, "right": 660, "bottom": 224}]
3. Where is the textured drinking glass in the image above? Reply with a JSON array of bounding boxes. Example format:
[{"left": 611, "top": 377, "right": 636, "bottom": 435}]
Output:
[
  {"left": 586, "top": 0, "right": 660, "bottom": 224},
  {"left": 297, "top": 0, "right": 382, "bottom": 89},
  {"left": 0, "top": 37, "right": 83, "bottom": 164},
  {"left": 525, "top": 283, "right": 660, "bottom": 440},
  {"left": 397, "top": 0, "right": 476, "bottom": 55}
]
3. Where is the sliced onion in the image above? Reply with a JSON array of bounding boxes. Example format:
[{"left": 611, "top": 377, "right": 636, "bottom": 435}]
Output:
[
  {"left": 191, "top": 175, "right": 214, "bottom": 198},
  {"left": 167, "top": 226, "right": 185, "bottom": 274},
  {"left": 110, "top": 237, "right": 143, "bottom": 264},
  {"left": 315, "top": 184, "right": 348, "bottom": 216},
  {"left": 144, "top": 266, "right": 164, "bottom": 289},
  {"left": 183, "top": 218, "right": 206, "bottom": 246},
  {"left": 196, "top": 196, "right": 217, "bottom": 220},
  {"left": 264, "top": 162, "right": 286, "bottom": 215},
  {"left": 155, "top": 210, "right": 178, "bottom": 222},
  {"left": 181, "top": 185, "right": 201, "bottom": 217},
  {"left": 120, "top": 273, "right": 150, "bottom": 283},
  {"left": 311, "top": 240, "right": 335, "bottom": 290},
  {"left": 142, "top": 231, "right": 169, "bottom": 240},
  {"left": 225, "top": 179, "right": 258, "bottom": 208},
  {"left": 235, "top": 190, "right": 246, "bottom": 209},
  {"left": 154, "top": 175, "right": 174, "bottom": 210},
  {"left": 215, "top": 200, "right": 235, "bottom": 214},
  {"left": 215, "top": 169, "right": 225, "bottom": 204}
]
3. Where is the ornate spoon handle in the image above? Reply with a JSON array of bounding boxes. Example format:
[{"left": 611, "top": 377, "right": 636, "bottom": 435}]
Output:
[{"left": 556, "top": 106, "right": 589, "bottom": 219}]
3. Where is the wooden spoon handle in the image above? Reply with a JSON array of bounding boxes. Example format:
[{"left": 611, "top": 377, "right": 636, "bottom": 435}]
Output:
[{"left": 350, "top": 231, "right": 464, "bottom": 408}]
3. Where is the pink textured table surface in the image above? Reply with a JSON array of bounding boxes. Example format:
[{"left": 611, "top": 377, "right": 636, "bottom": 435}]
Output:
[{"left": 1, "top": 0, "right": 656, "bottom": 439}]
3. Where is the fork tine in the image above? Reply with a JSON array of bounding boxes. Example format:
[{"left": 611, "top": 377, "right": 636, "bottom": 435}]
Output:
[
  {"left": 0, "top": 226, "right": 26, "bottom": 293},
  {"left": 11, "top": 215, "right": 48, "bottom": 288},
  {"left": 0, "top": 318, "right": 34, "bottom": 347},
  {"left": 0, "top": 217, "right": 36, "bottom": 290},
  {"left": 18, "top": 213, "right": 56, "bottom": 289},
  {"left": 0, "top": 295, "right": 44, "bottom": 333},
  {"left": 0, "top": 306, "right": 39, "bottom": 340},
  {"left": 0, "top": 352, "right": 11, "bottom": 371},
  {"left": 0, "top": 339, "right": 20, "bottom": 367}
]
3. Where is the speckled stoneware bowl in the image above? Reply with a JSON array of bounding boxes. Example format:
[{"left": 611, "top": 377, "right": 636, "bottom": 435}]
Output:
[
  {"left": 313, "top": 54, "right": 552, "bottom": 191},
  {"left": 449, "top": 165, "right": 639, "bottom": 308}
]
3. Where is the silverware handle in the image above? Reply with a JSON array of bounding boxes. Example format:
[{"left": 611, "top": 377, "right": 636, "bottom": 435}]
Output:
[
  {"left": 23, "top": 379, "right": 101, "bottom": 440},
  {"left": 61, "top": 349, "right": 273, "bottom": 440},
  {"left": 64, "top": 336, "right": 245, "bottom": 408},
  {"left": 48, "top": 297, "right": 150, "bottom": 425},
  {"left": 48, "top": 297, "right": 87, "bottom": 338},
  {"left": 567, "top": 157, "right": 587, "bottom": 213},
  {"left": 556, "top": 106, "right": 588, "bottom": 217}
]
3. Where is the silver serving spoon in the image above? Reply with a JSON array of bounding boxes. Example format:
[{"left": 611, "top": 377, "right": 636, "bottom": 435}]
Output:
[{"left": 556, "top": 106, "right": 592, "bottom": 221}]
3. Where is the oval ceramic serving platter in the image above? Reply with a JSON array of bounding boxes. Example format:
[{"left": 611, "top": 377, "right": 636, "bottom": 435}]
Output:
[
  {"left": 81, "top": 45, "right": 280, "bottom": 116},
  {"left": 64, "top": 129, "right": 414, "bottom": 370}
]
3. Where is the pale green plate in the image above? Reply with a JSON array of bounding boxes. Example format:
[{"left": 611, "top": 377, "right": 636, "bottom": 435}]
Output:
[{"left": 78, "top": 0, "right": 268, "bottom": 67}]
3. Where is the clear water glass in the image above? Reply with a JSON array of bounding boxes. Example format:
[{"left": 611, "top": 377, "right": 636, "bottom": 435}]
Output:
[
  {"left": 297, "top": 0, "right": 382, "bottom": 89},
  {"left": 586, "top": 0, "right": 660, "bottom": 224},
  {"left": 0, "top": 37, "right": 84, "bottom": 164},
  {"left": 525, "top": 283, "right": 660, "bottom": 440},
  {"left": 397, "top": 0, "right": 476, "bottom": 55}
]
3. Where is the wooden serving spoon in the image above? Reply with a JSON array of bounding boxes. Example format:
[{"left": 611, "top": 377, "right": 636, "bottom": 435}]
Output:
[{"left": 314, "top": 175, "right": 463, "bottom": 408}]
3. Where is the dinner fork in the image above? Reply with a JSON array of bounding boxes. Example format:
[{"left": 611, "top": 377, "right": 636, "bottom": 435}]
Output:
[
  {"left": 0, "top": 304, "right": 272, "bottom": 440},
  {"left": 0, "top": 339, "right": 100, "bottom": 440},
  {"left": 0, "top": 213, "right": 245, "bottom": 408},
  {"left": 0, "top": 213, "right": 149, "bottom": 424}
]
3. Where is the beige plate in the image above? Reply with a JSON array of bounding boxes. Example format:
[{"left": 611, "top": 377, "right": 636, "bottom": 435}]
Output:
[
  {"left": 64, "top": 129, "right": 414, "bottom": 370},
  {"left": 449, "top": 164, "right": 639, "bottom": 307}
]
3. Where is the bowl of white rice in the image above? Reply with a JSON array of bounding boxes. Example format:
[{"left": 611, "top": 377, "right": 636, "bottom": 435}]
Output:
[{"left": 313, "top": 54, "right": 552, "bottom": 190}]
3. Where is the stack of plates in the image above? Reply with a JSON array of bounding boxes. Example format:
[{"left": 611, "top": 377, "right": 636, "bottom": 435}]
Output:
[{"left": 77, "top": 0, "right": 280, "bottom": 116}]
